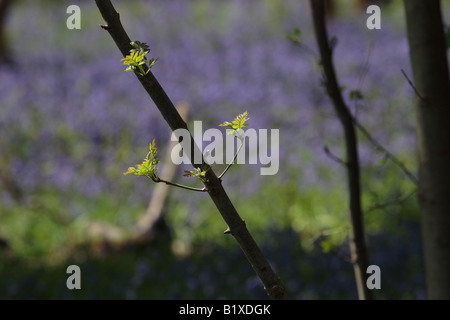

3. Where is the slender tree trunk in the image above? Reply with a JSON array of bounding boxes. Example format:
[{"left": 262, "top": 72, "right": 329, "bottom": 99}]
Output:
[
  {"left": 310, "top": 0, "right": 373, "bottom": 300},
  {"left": 404, "top": 0, "right": 450, "bottom": 300}
]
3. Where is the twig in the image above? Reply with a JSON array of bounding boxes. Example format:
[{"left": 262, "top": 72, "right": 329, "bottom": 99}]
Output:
[
  {"left": 155, "top": 178, "right": 206, "bottom": 192},
  {"left": 218, "top": 140, "right": 244, "bottom": 180},
  {"left": 323, "top": 145, "right": 347, "bottom": 166},
  {"left": 353, "top": 43, "right": 373, "bottom": 119},
  {"left": 366, "top": 188, "right": 417, "bottom": 214},
  {"left": 401, "top": 69, "right": 426, "bottom": 101},
  {"left": 353, "top": 118, "right": 419, "bottom": 185}
]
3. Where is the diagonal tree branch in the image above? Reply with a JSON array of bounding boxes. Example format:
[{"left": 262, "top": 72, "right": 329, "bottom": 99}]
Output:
[
  {"left": 94, "top": 0, "right": 288, "bottom": 300},
  {"left": 310, "top": 0, "right": 373, "bottom": 300}
]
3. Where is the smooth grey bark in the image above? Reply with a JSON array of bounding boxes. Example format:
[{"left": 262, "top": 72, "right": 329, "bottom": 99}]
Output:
[{"left": 404, "top": 0, "right": 450, "bottom": 300}]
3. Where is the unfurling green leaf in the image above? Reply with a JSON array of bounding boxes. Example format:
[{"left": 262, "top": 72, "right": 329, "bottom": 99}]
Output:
[
  {"left": 121, "top": 41, "right": 157, "bottom": 76},
  {"left": 285, "top": 28, "right": 302, "bottom": 46},
  {"left": 219, "top": 111, "right": 249, "bottom": 135},
  {"left": 124, "top": 139, "right": 160, "bottom": 181},
  {"left": 183, "top": 167, "right": 208, "bottom": 183}
]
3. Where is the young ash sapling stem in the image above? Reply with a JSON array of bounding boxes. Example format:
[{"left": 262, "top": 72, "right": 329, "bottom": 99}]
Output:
[{"left": 94, "top": 0, "right": 288, "bottom": 300}]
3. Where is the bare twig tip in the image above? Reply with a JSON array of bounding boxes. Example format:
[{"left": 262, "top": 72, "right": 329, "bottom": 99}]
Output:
[
  {"left": 401, "top": 69, "right": 426, "bottom": 102},
  {"left": 324, "top": 145, "right": 347, "bottom": 166}
]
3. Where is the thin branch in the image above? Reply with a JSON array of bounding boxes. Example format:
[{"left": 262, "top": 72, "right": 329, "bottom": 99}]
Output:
[
  {"left": 353, "top": 118, "right": 419, "bottom": 185},
  {"left": 353, "top": 42, "right": 373, "bottom": 119},
  {"left": 323, "top": 145, "right": 347, "bottom": 167},
  {"left": 356, "top": 43, "right": 372, "bottom": 92},
  {"left": 286, "top": 28, "right": 318, "bottom": 58},
  {"left": 291, "top": 41, "right": 318, "bottom": 58},
  {"left": 366, "top": 188, "right": 417, "bottom": 214},
  {"left": 218, "top": 140, "right": 244, "bottom": 180},
  {"left": 155, "top": 178, "right": 207, "bottom": 192},
  {"left": 401, "top": 69, "right": 426, "bottom": 101},
  {"left": 342, "top": 54, "right": 418, "bottom": 185}
]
